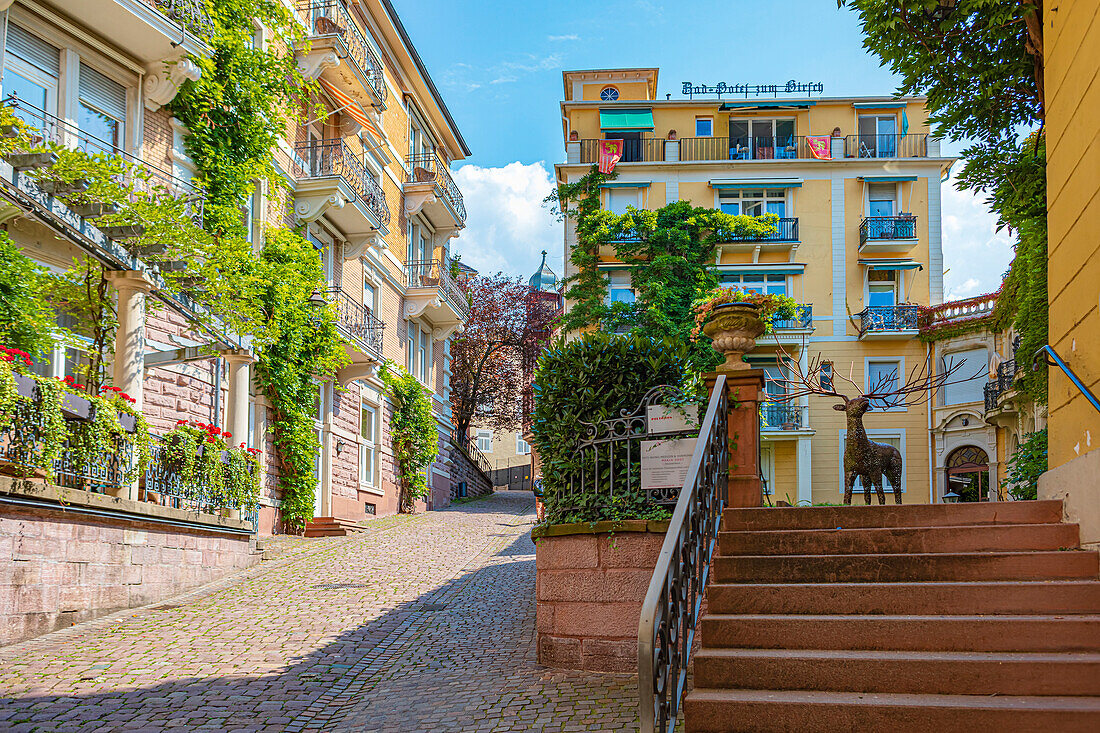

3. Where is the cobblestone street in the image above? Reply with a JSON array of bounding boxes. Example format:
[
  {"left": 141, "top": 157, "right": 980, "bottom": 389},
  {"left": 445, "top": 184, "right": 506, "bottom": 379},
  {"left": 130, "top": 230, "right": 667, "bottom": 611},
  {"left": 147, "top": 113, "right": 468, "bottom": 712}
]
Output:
[{"left": 0, "top": 492, "right": 639, "bottom": 732}]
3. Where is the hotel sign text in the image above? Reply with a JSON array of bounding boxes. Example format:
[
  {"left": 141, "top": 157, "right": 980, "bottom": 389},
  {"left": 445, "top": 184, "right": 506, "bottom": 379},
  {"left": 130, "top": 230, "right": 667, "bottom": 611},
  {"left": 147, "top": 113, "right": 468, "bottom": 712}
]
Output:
[{"left": 681, "top": 80, "right": 825, "bottom": 99}]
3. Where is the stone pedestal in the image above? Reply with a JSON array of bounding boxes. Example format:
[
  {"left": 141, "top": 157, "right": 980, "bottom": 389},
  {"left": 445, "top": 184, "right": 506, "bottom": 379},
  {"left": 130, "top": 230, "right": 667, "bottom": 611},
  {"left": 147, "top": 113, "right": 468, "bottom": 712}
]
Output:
[{"left": 704, "top": 369, "right": 765, "bottom": 508}]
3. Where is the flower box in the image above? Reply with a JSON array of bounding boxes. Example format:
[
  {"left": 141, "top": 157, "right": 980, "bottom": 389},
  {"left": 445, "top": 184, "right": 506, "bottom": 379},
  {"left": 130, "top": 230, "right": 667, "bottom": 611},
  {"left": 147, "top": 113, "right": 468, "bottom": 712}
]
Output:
[
  {"left": 119, "top": 412, "right": 138, "bottom": 433},
  {"left": 69, "top": 202, "right": 118, "bottom": 219},
  {"left": 61, "top": 391, "right": 94, "bottom": 421},
  {"left": 13, "top": 372, "right": 36, "bottom": 400},
  {"left": 98, "top": 224, "right": 146, "bottom": 239},
  {"left": 37, "top": 178, "right": 90, "bottom": 196}
]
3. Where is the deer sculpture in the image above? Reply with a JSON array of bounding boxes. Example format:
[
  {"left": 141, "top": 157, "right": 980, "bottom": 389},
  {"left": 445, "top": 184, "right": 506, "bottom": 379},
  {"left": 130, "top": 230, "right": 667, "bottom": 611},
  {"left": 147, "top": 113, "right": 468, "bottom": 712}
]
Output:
[{"left": 764, "top": 341, "right": 982, "bottom": 506}]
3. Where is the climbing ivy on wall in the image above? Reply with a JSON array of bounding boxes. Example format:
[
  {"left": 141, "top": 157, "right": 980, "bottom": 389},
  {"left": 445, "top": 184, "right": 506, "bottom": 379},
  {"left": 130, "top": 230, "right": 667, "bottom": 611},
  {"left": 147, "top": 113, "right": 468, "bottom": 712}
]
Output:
[{"left": 380, "top": 362, "right": 439, "bottom": 513}]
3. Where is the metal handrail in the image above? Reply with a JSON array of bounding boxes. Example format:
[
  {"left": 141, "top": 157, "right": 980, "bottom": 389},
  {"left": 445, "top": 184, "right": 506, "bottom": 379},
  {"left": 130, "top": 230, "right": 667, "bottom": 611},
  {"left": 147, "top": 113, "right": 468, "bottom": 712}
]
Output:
[
  {"left": 726, "top": 216, "right": 799, "bottom": 242},
  {"left": 845, "top": 133, "right": 929, "bottom": 158},
  {"left": 297, "top": 0, "right": 388, "bottom": 104},
  {"left": 858, "top": 304, "right": 921, "bottom": 334},
  {"left": 405, "top": 258, "right": 471, "bottom": 320},
  {"left": 639, "top": 375, "right": 729, "bottom": 733},
  {"left": 679, "top": 136, "right": 812, "bottom": 162},
  {"left": 326, "top": 286, "right": 383, "bottom": 354},
  {"left": 578, "top": 138, "right": 665, "bottom": 163},
  {"left": 860, "top": 215, "right": 917, "bottom": 243},
  {"left": 1034, "top": 345, "right": 1100, "bottom": 413},
  {"left": 293, "top": 139, "right": 390, "bottom": 227},
  {"left": 405, "top": 152, "right": 467, "bottom": 222},
  {"left": 451, "top": 431, "right": 492, "bottom": 479},
  {"left": 151, "top": 0, "right": 215, "bottom": 37},
  {"left": 771, "top": 304, "right": 812, "bottom": 330}
]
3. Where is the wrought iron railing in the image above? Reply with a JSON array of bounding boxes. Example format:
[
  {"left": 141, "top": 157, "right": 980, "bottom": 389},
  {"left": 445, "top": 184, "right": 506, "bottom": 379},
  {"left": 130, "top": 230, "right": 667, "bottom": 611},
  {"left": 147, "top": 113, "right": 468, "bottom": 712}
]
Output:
[
  {"left": 727, "top": 216, "right": 799, "bottom": 242},
  {"left": 149, "top": 0, "right": 215, "bottom": 37},
  {"left": 405, "top": 258, "right": 471, "bottom": 320},
  {"left": 294, "top": 139, "right": 390, "bottom": 227},
  {"left": 326, "top": 286, "right": 383, "bottom": 354},
  {"left": 761, "top": 402, "right": 806, "bottom": 429},
  {"left": 405, "top": 152, "right": 467, "bottom": 222},
  {"left": 858, "top": 304, "right": 921, "bottom": 334},
  {"left": 297, "top": 0, "right": 388, "bottom": 104},
  {"left": 451, "top": 430, "right": 492, "bottom": 480},
  {"left": 3, "top": 96, "right": 205, "bottom": 226},
  {"left": 860, "top": 215, "right": 917, "bottom": 243},
  {"left": 983, "top": 359, "right": 1022, "bottom": 413},
  {"left": 845, "top": 133, "right": 928, "bottom": 158},
  {"left": 638, "top": 375, "right": 728, "bottom": 733},
  {"left": 772, "top": 304, "right": 813, "bottom": 330},
  {"left": 679, "top": 136, "right": 813, "bottom": 162},
  {"left": 141, "top": 435, "right": 253, "bottom": 519},
  {"left": 984, "top": 380, "right": 1001, "bottom": 413},
  {"left": 578, "top": 138, "right": 665, "bottom": 163}
]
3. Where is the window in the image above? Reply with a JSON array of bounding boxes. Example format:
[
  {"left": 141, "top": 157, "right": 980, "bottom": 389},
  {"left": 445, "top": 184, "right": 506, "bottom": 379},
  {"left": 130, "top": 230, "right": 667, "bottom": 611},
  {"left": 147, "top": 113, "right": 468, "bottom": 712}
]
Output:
[
  {"left": 600, "top": 86, "right": 620, "bottom": 102},
  {"left": 867, "top": 182, "right": 896, "bottom": 218},
  {"left": 718, "top": 189, "right": 786, "bottom": 218},
  {"left": 858, "top": 115, "right": 898, "bottom": 157},
  {"left": 719, "top": 274, "right": 787, "bottom": 296},
  {"left": 728, "top": 118, "right": 796, "bottom": 159},
  {"left": 941, "top": 348, "right": 988, "bottom": 405},
  {"left": 606, "top": 271, "right": 635, "bottom": 305},
  {"left": 77, "top": 63, "right": 126, "bottom": 152},
  {"left": 363, "top": 272, "right": 376, "bottom": 314},
  {"left": 606, "top": 187, "right": 640, "bottom": 215},
  {"left": 516, "top": 434, "right": 531, "bottom": 455},
  {"left": 476, "top": 430, "right": 493, "bottom": 453},
  {"left": 867, "top": 360, "right": 900, "bottom": 410},
  {"left": 407, "top": 321, "right": 432, "bottom": 384},
  {"left": 867, "top": 269, "right": 898, "bottom": 307},
  {"left": 695, "top": 117, "right": 713, "bottom": 137},
  {"left": 840, "top": 431, "right": 904, "bottom": 494},
  {"left": 819, "top": 361, "right": 834, "bottom": 392},
  {"left": 360, "top": 402, "right": 377, "bottom": 486}
]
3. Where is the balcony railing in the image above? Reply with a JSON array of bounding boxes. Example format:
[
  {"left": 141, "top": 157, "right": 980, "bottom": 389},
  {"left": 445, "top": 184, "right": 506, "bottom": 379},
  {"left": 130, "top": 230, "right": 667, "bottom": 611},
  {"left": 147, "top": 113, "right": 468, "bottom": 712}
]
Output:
[
  {"left": 772, "top": 304, "right": 812, "bottom": 330},
  {"left": 451, "top": 430, "right": 492, "bottom": 480},
  {"left": 326, "top": 286, "right": 383, "bottom": 354},
  {"left": 761, "top": 403, "right": 806, "bottom": 430},
  {"left": 860, "top": 216, "right": 917, "bottom": 243},
  {"left": 405, "top": 152, "right": 467, "bottom": 223},
  {"left": 149, "top": 0, "right": 215, "bottom": 37},
  {"left": 983, "top": 361, "right": 1019, "bottom": 413},
  {"left": 294, "top": 139, "right": 390, "bottom": 227},
  {"left": 846, "top": 134, "right": 929, "bottom": 158},
  {"left": 728, "top": 217, "right": 799, "bottom": 242},
  {"left": 578, "top": 138, "right": 666, "bottom": 163},
  {"left": 297, "top": 0, "right": 388, "bottom": 104},
  {"left": 3, "top": 96, "right": 205, "bottom": 226},
  {"left": 406, "top": 259, "right": 471, "bottom": 320},
  {"left": 143, "top": 436, "right": 257, "bottom": 529},
  {"left": 858, "top": 304, "right": 921, "bottom": 334},
  {"left": 679, "top": 136, "right": 815, "bottom": 162}
]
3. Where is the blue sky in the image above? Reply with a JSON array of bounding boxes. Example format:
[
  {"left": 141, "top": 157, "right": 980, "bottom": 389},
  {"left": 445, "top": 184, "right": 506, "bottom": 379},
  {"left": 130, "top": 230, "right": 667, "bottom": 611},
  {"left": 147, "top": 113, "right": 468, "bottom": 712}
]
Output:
[{"left": 395, "top": 0, "right": 1014, "bottom": 298}]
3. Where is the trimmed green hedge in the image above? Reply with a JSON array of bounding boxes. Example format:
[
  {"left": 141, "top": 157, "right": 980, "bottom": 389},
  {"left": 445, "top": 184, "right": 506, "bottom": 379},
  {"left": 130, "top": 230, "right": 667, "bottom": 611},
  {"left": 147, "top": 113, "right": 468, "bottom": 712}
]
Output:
[{"left": 531, "top": 332, "right": 698, "bottom": 524}]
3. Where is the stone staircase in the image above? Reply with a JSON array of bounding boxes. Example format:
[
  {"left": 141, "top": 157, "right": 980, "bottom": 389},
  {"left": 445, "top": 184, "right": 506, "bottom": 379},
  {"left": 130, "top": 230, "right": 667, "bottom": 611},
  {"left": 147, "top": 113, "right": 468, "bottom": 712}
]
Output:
[
  {"left": 303, "top": 516, "right": 369, "bottom": 537},
  {"left": 683, "top": 500, "right": 1100, "bottom": 732}
]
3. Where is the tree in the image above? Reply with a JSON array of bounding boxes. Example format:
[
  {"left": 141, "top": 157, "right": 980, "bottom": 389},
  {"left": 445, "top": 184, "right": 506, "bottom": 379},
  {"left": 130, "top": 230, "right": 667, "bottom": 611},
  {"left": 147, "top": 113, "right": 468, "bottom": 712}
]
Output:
[{"left": 450, "top": 274, "right": 558, "bottom": 438}]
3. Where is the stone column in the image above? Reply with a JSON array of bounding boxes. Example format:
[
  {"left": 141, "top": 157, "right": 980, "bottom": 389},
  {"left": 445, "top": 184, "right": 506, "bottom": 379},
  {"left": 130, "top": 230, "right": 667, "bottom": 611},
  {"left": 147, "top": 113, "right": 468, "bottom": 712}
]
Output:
[
  {"left": 704, "top": 369, "right": 765, "bottom": 508},
  {"left": 105, "top": 271, "right": 154, "bottom": 413},
  {"left": 320, "top": 381, "right": 334, "bottom": 517},
  {"left": 221, "top": 350, "right": 254, "bottom": 446}
]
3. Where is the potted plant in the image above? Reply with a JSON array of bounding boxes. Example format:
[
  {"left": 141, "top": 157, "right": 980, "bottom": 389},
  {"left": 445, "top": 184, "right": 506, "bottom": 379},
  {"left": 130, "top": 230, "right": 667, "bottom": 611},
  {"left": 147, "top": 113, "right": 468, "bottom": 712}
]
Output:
[{"left": 692, "top": 287, "right": 799, "bottom": 370}]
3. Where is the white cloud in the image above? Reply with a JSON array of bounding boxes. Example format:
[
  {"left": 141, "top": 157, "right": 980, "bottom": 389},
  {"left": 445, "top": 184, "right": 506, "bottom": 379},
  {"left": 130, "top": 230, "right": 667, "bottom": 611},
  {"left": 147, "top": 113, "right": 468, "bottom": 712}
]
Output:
[
  {"left": 547, "top": 34, "right": 580, "bottom": 41},
  {"left": 451, "top": 162, "right": 562, "bottom": 282},
  {"left": 941, "top": 183, "right": 1015, "bottom": 300}
]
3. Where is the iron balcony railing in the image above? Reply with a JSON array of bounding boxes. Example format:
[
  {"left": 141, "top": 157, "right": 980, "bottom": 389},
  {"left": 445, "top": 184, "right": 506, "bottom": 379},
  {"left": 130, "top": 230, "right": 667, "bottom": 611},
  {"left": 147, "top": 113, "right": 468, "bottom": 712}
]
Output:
[
  {"left": 3, "top": 96, "right": 205, "bottom": 226},
  {"left": 983, "top": 359, "right": 1022, "bottom": 413},
  {"left": 297, "top": 0, "right": 388, "bottom": 104},
  {"left": 451, "top": 431, "right": 492, "bottom": 480},
  {"left": 772, "top": 304, "right": 813, "bottom": 330},
  {"left": 405, "top": 258, "right": 471, "bottom": 320},
  {"left": 326, "top": 286, "right": 383, "bottom": 354},
  {"left": 858, "top": 304, "right": 921, "bottom": 334},
  {"left": 149, "top": 0, "right": 215, "bottom": 37},
  {"left": 727, "top": 216, "right": 799, "bottom": 242},
  {"left": 679, "top": 136, "right": 814, "bottom": 162},
  {"left": 846, "top": 133, "right": 929, "bottom": 158},
  {"left": 638, "top": 375, "right": 728, "bottom": 733},
  {"left": 143, "top": 436, "right": 256, "bottom": 527},
  {"left": 405, "top": 152, "right": 467, "bottom": 223},
  {"left": 294, "top": 139, "right": 390, "bottom": 227},
  {"left": 983, "top": 380, "right": 1001, "bottom": 413},
  {"left": 761, "top": 403, "right": 806, "bottom": 430},
  {"left": 860, "top": 215, "right": 917, "bottom": 243},
  {"left": 578, "top": 138, "right": 666, "bottom": 163}
]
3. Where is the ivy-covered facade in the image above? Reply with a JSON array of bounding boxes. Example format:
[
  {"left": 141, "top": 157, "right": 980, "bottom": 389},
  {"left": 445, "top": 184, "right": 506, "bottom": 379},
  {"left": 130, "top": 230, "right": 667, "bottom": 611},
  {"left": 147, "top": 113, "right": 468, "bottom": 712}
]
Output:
[{"left": 0, "top": 0, "right": 471, "bottom": 534}]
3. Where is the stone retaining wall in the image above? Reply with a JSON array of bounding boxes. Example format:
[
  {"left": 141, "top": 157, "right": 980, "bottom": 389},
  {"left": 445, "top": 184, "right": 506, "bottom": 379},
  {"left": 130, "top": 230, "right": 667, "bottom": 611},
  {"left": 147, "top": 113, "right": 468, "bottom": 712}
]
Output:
[
  {"left": 534, "top": 520, "right": 668, "bottom": 673},
  {"left": 1, "top": 479, "right": 259, "bottom": 646}
]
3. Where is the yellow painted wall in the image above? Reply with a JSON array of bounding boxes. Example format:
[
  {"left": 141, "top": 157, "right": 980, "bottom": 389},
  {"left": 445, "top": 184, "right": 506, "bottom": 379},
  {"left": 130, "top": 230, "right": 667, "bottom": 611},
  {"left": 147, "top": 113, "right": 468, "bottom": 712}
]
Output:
[{"left": 580, "top": 81, "right": 650, "bottom": 101}]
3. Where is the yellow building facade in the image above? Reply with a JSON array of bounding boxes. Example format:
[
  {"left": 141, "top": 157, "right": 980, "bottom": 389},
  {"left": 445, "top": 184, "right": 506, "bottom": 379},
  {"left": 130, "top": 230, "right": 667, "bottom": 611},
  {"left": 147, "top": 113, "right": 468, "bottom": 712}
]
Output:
[{"left": 555, "top": 68, "right": 956, "bottom": 504}]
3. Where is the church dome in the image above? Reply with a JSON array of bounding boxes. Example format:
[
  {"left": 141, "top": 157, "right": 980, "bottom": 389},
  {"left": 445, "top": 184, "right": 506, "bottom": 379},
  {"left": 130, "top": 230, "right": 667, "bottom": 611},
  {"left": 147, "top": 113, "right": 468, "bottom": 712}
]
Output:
[{"left": 529, "top": 250, "right": 557, "bottom": 292}]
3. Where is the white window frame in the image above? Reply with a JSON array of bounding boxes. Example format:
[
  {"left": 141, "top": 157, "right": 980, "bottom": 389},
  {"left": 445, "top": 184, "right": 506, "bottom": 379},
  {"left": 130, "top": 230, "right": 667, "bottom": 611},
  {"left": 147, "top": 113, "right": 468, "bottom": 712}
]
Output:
[
  {"left": 516, "top": 434, "right": 531, "bottom": 455},
  {"left": 865, "top": 181, "right": 899, "bottom": 217},
  {"left": 359, "top": 400, "right": 377, "bottom": 487},
  {"left": 864, "top": 267, "right": 905, "bottom": 305},
  {"left": 719, "top": 273, "right": 788, "bottom": 296},
  {"left": 407, "top": 320, "right": 433, "bottom": 385},
  {"left": 476, "top": 429, "right": 493, "bottom": 453},
  {"left": 605, "top": 269, "right": 635, "bottom": 305},
  {"left": 864, "top": 356, "right": 906, "bottom": 412},
  {"left": 716, "top": 188, "right": 789, "bottom": 218},
  {"left": 695, "top": 116, "right": 713, "bottom": 137},
  {"left": 838, "top": 428, "right": 906, "bottom": 494},
  {"left": 939, "top": 346, "right": 989, "bottom": 406},
  {"left": 604, "top": 186, "right": 642, "bottom": 215}
]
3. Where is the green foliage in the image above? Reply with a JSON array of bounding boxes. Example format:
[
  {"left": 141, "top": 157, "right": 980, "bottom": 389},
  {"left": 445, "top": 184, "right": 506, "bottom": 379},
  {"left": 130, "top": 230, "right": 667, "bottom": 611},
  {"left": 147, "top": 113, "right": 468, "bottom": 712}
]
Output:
[
  {"left": 1003, "top": 428, "right": 1047, "bottom": 501},
  {"left": 0, "top": 233, "right": 56, "bottom": 362},
  {"left": 0, "top": 362, "right": 68, "bottom": 480},
  {"left": 690, "top": 286, "right": 799, "bottom": 339},
  {"left": 530, "top": 332, "right": 697, "bottom": 524},
  {"left": 162, "top": 420, "right": 260, "bottom": 510},
  {"left": 381, "top": 362, "right": 439, "bottom": 513},
  {"left": 42, "top": 258, "right": 117, "bottom": 394}
]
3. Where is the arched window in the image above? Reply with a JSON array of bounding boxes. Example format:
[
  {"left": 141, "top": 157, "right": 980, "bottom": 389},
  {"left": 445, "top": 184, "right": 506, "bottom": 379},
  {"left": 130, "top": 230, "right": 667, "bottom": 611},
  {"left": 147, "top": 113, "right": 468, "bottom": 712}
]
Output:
[
  {"left": 600, "top": 86, "right": 620, "bottom": 101},
  {"left": 945, "top": 445, "right": 990, "bottom": 502}
]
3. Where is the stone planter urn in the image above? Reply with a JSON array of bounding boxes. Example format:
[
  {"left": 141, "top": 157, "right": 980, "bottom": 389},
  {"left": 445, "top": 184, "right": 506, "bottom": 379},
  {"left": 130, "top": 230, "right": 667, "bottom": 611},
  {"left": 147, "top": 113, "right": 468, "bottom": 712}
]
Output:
[{"left": 703, "top": 302, "right": 766, "bottom": 371}]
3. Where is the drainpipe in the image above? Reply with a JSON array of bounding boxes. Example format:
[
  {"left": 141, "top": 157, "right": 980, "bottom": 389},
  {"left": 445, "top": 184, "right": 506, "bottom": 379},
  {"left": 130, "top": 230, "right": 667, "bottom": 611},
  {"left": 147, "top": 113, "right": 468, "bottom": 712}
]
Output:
[{"left": 927, "top": 340, "right": 936, "bottom": 503}]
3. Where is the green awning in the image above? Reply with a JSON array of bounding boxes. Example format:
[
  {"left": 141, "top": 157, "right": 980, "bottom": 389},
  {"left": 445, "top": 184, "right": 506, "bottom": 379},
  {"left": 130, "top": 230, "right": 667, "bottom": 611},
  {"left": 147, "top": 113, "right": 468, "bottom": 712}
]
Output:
[
  {"left": 599, "top": 109, "right": 654, "bottom": 130},
  {"left": 859, "top": 175, "right": 917, "bottom": 182},
  {"left": 858, "top": 258, "right": 923, "bottom": 271},
  {"left": 853, "top": 101, "right": 907, "bottom": 109},
  {"left": 711, "top": 178, "right": 803, "bottom": 190},
  {"left": 599, "top": 181, "right": 651, "bottom": 189}
]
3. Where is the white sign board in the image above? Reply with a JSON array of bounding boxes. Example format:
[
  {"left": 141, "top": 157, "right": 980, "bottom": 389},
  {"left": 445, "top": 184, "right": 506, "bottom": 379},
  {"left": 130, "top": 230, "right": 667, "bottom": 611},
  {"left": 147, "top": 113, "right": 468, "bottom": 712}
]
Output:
[
  {"left": 647, "top": 405, "right": 700, "bottom": 434},
  {"left": 641, "top": 438, "right": 698, "bottom": 491}
]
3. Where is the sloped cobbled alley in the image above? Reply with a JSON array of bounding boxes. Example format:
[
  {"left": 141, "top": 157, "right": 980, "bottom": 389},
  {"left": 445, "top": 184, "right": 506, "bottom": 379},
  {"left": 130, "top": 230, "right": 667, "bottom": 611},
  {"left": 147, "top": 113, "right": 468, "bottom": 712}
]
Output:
[{"left": 0, "top": 491, "right": 639, "bottom": 732}]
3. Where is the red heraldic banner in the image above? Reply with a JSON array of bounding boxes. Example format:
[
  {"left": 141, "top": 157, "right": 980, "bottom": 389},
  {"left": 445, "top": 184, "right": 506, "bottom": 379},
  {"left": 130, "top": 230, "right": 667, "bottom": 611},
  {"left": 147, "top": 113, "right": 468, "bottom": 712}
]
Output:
[
  {"left": 598, "top": 139, "right": 624, "bottom": 173},
  {"left": 806, "top": 135, "right": 831, "bottom": 160}
]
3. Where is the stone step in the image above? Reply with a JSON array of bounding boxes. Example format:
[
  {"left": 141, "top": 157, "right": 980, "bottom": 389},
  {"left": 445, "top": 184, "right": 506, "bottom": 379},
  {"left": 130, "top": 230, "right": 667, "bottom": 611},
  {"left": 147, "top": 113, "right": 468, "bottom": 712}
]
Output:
[
  {"left": 699, "top": 614, "right": 1100, "bottom": 653},
  {"left": 682, "top": 688, "right": 1100, "bottom": 733},
  {"left": 303, "top": 517, "right": 369, "bottom": 538},
  {"left": 712, "top": 550, "right": 1099, "bottom": 583},
  {"left": 722, "top": 500, "right": 1064, "bottom": 532},
  {"left": 707, "top": 580, "right": 1100, "bottom": 616},
  {"left": 692, "top": 648, "right": 1100, "bottom": 696},
  {"left": 718, "top": 523, "right": 1080, "bottom": 556}
]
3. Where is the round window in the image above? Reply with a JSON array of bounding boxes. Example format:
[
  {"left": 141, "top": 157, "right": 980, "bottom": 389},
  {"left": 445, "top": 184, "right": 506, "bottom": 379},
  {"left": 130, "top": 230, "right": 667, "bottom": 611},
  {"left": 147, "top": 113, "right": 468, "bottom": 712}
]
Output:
[{"left": 600, "top": 86, "right": 620, "bottom": 102}]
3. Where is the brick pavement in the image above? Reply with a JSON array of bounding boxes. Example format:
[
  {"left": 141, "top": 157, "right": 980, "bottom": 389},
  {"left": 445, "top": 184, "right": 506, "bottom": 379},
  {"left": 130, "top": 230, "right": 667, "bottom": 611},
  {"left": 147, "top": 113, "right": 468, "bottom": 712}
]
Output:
[{"left": 0, "top": 491, "right": 640, "bottom": 732}]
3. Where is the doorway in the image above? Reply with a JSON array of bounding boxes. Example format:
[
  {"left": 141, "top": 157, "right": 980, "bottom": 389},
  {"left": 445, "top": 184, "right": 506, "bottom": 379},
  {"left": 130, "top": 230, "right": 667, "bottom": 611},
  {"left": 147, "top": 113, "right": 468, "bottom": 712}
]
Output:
[{"left": 945, "top": 445, "right": 991, "bottom": 502}]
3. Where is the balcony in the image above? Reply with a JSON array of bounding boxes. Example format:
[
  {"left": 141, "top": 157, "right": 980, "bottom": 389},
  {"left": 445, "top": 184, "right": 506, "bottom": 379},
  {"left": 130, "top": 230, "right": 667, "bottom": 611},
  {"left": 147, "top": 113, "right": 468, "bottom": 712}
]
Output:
[
  {"left": 404, "top": 259, "right": 469, "bottom": 339},
  {"left": 845, "top": 134, "right": 929, "bottom": 159},
  {"left": 857, "top": 304, "right": 921, "bottom": 339},
  {"left": 859, "top": 215, "right": 918, "bottom": 254},
  {"left": 404, "top": 152, "right": 467, "bottom": 230},
  {"left": 578, "top": 138, "right": 666, "bottom": 163},
  {"left": 983, "top": 359, "right": 1022, "bottom": 423},
  {"left": 680, "top": 136, "right": 815, "bottom": 162},
  {"left": 326, "top": 286, "right": 385, "bottom": 384},
  {"left": 760, "top": 403, "right": 810, "bottom": 438},
  {"left": 296, "top": 0, "right": 388, "bottom": 108},
  {"left": 293, "top": 140, "right": 390, "bottom": 235},
  {"left": 772, "top": 304, "right": 813, "bottom": 331}
]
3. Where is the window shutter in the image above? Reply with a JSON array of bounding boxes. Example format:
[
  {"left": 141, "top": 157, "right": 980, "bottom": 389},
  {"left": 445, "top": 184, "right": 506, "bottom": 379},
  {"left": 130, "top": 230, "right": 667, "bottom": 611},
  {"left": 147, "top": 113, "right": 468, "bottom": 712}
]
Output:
[
  {"left": 7, "top": 24, "right": 60, "bottom": 77},
  {"left": 78, "top": 63, "right": 126, "bottom": 122},
  {"left": 867, "top": 182, "right": 895, "bottom": 201}
]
